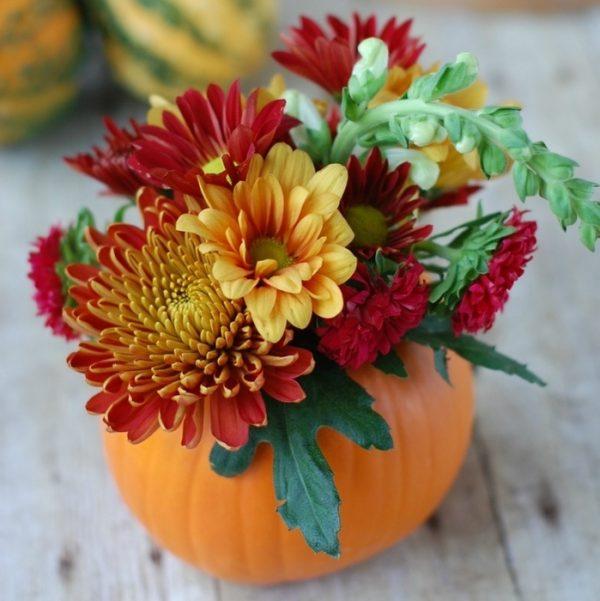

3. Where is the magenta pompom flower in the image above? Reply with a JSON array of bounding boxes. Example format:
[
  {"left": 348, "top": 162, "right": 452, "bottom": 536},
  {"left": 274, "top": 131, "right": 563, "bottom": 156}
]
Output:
[
  {"left": 317, "top": 259, "right": 429, "bottom": 369},
  {"left": 28, "top": 226, "right": 78, "bottom": 341},
  {"left": 452, "top": 209, "right": 537, "bottom": 334}
]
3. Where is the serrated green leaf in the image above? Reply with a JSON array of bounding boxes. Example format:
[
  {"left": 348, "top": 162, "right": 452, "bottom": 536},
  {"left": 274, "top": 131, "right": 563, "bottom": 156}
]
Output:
[
  {"left": 210, "top": 354, "right": 393, "bottom": 556},
  {"left": 406, "top": 316, "right": 546, "bottom": 386},
  {"left": 428, "top": 214, "right": 513, "bottom": 309},
  {"left": 373, "top": 349, "right": 408, "bottom": 378}
]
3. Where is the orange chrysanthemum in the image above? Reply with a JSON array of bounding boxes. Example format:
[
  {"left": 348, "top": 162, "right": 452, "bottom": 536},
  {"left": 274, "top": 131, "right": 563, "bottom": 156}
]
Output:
[
  {"left": 177, "top": 143, "right": 357, "bottom": 343},
  {"left": 64, "top": 189, "right": 314, "bottom": 449}
]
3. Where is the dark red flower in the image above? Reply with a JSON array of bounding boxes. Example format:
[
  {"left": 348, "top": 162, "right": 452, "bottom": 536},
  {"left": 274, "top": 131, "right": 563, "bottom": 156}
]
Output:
[
  {"left": 65, "top": 118, "right": 146, "bottom": 196},
  {"left": 317, "top": 259, "right": 429, "bottom": 369},
  {"left": 129, "top": 81, "right": 296, "bottom": 196},
  {"left": 452, "top": 209, "right": 537, "bottom": 334},
  {"left": 340, "top": 149, "right": 432, "bottom": 258},
  {"left": 28, "top": 226, "right": 79, "bottom": 341},
  {"left": 273, "top": 14, "right": 424, "bottom": 97},
  {"left": 424, "top": 184, "right": 482, "bottom": 211}
]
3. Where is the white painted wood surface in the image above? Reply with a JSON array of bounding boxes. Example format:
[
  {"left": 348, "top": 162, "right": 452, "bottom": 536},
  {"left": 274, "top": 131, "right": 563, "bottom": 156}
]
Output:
[{"left": 1, "top": 1, "right": 599, "bottom": 599}]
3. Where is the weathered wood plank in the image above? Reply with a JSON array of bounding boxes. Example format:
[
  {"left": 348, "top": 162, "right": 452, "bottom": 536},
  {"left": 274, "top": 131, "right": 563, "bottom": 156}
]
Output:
[{"left": 1, "top": 2, "right": 599, "bottom": 600}]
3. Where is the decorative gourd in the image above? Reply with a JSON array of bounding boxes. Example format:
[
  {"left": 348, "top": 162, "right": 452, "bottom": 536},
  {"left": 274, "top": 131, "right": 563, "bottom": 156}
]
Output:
[
  {"left": 0, "top": 0, "right": 83, "bottom": 145},
  {"left": 103, "top": 342, "right": 474, "bottom": 584},
  {"left": 88, "top": 0, "right": 277, "bottom": 100}
]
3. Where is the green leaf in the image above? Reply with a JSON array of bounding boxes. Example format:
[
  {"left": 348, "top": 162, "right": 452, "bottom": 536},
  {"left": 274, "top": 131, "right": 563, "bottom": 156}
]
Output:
[
  {"left": 210, "top": 354, "right": 393, "bottom": 556},
  {"left": 428, "top": 214, "right": 514, "bottom": 309},
  {"left": 433, "top": 348, "right": 451, "bottom": 383},
  {"left": 407, "top": 52, "right": 478, "bottom": 102},
  {"left": 479, "top": 140, "right": 507, "bottom": 178},
  {"left": 373, "top": 349, "right": 408, "bottom": 378},
  {"left": 406, "top": 316, "right": 546, "bottom": 386},
  {"left": 479, "top": 106, "right": 523, "bottom": 129}
]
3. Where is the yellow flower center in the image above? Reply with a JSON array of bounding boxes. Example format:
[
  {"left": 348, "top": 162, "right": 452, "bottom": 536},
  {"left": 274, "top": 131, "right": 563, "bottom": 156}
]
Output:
[
  {"left": 344, "top": 205, "right": 388, "bottom": 248},
  {"left": 202, "top": 155, "right": 226, "bottom": 175},
  {"left": 250, "top": 237, "right": 292, "bottom": 270}
]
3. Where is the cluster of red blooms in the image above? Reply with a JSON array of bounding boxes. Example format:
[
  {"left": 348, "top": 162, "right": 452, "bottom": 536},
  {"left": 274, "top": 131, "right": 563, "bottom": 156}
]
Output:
[
  {"left": 29, "top": 11, "right": 537, "bottom": 382},
  {"left": 318, "top": 261, "right": 429, "bottom": 369},
  {"left": 452, "top": 210, "right": 537, "bottom": 335},
  {"left": 28, "top": 226, "right": 78, "bottom": 341}
]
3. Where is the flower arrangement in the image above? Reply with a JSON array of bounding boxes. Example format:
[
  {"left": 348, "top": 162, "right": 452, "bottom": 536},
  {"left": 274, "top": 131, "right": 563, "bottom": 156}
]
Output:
[{"left": 30, "top": 13, "right": 598, "bottom": 563}]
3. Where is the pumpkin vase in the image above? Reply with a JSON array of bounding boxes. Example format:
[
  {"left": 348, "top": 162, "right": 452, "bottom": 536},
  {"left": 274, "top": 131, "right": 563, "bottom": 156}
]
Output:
[
  {"left": 88, "top": 0, "right": 278, "bottom": 100},
  {"left": 102, "top": 342, "right": 474, "bottom": 585},
  {"left": 0, "top": 0, "right": 83, "bottom": 145}
]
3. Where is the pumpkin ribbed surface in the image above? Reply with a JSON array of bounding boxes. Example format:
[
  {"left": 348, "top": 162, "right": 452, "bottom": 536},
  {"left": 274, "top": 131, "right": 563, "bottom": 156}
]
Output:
[
  {"left": 103, "top": 342, "right": 474, "bottom": 584},
  {"left": 89, "top": 0, "right": 276, "bottom": 100},
  {"left": 0, "top": 0, "right": 82, "bottom": 145}
]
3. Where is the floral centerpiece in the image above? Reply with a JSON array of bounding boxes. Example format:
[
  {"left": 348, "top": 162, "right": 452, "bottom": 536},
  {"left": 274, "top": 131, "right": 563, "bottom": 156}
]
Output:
[{"left": 30, "top": 13, "right": 598, "bottom": 584}]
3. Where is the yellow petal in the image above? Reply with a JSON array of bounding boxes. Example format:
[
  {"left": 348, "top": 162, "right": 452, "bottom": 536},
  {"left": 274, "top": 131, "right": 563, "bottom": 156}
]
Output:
[
  {"left": 266, "top": 267, "right": 303, "bottom": 294},
  {"left": 446, "top": 79, "right": 488, "bottom": 109},
  {"left": 321, "top": 211, "right": 354, "bottom": 246},
  {"left": 197, "top": 209, "right": 238, "bottom": 244},
  {"left": 200, "top": 179, "right": 234, "bottom": 212},
  {"left": 279, "top": 290, "right": 312, "bottom": 329},
  {"left": 306, "top": 274, "right": 344, "bottom": 318},
  {"left": 213, "top": 259, "right": 251, "bottom": 282},
  {"left": 421, "top": 143, "right": 449, "bottom": 163},
  {"left": 254, "top": 259, "right": 279, "bottom": 278},
  {"left": 286, "top": 186, "right": 309, "bottom": 230},
  {"left": 263, "top": 143, "right": 315, "bottom": 195},
  {"left": 246, "top": 286, "right": 277, "bottom": 319},
  {"left": 305, "top": 164, "right": 348, "bottom": 200},
  {"left": 288, "top": 214, "right": 323, "bottom": 255},
  {"left": 219, "top": 278, "right": 258, "bottom": 299},
  {"left": 176, "top": 214, "right": 204, "bottom": 237},
  {"left": 319, "top": 245, "right": 357, "bottom": 284},
  {"left": 252, "top": 307, "right": 287, "bottom": 343},
  {"left": 302, "top": 191, "right": 341, "bottom": 220}
]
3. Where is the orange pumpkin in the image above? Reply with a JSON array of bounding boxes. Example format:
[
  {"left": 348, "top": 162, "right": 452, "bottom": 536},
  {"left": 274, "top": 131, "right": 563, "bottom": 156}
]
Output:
[{"left": 102, "top": 342, "right": 474, "bottom": 584}]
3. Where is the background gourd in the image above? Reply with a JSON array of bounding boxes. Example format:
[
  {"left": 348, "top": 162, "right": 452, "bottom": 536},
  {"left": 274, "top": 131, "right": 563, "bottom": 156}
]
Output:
[
  {"left": 87, "top": 0, "right": 278, "bottom": 100},
  {"left": 0, "top": 0, "right": 83, "bottom": 145},
  {"left": 103, "top": 342, "right": 474, "bottom": 584}
]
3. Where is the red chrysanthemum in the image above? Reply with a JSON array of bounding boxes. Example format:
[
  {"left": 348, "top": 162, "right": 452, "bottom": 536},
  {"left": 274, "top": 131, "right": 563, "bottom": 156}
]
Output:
[
  {"left": 28, "top": 226, "right": 78, "bottom": 341},
  {"left": 317, "top": 259, "right": 429, "bottom": 369},
  {"left": 64, "top": 188, "right": 314, "bottom": 449},
  {"left": 129, "top": 81, "right": 297, "bottom": 196},
  {"left": 452, "top": 209, "right": 537, "bottom": 334},
  {"left": 340, "top": 149, "right": 432, "bottom": 258},
  {"left": 424, "top": 184, "right": 482, "bottom": 211},
  {"left": 65, "top": 117, "right": 147, "bottom": 196},
  {"left": 273, "top": 14, "right": 424, "bottom": 97}
]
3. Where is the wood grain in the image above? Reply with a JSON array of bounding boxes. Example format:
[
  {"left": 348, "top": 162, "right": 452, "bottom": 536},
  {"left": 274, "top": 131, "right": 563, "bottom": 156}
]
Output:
[{"left": 1, "top": 2, "right": 599, "bottom": 599}]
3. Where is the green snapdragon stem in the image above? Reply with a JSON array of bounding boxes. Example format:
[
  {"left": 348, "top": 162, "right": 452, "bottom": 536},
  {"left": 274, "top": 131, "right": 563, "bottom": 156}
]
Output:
[{"left": 329, "top": 99, "right": 528, "bottom": 165}]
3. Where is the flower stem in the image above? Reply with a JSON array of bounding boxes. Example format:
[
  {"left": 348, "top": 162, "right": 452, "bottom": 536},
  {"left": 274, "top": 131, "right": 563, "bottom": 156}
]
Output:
[
  {"left": 414, "top": 240, "right": 460, "bottom": 261},
  {"left": 330, "top": 99, "right": 529, "bottom": 164}
]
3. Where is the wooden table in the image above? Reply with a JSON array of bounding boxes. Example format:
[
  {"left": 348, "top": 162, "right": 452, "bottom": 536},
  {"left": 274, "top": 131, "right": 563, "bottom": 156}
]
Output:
[{"left": 1, "top": 1, "right": 599, "bottom": 599}]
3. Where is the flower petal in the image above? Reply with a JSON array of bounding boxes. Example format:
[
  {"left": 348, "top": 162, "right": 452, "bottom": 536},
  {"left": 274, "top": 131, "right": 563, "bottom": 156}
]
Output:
[
  {"left": 319, "top": 244, "right": 357, "bottom": 284},
  {"left": 306, "top": 274, "right": 344, "bottom": 318},
  {"left": 210, "top": 392, "right": 249, "bottom": 449},
  {"left": 278, "top": 290, "right": 313, "bottom": 329}
]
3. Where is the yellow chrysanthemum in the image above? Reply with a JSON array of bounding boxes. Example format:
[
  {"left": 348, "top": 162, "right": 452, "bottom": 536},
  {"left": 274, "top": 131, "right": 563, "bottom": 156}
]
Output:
[
  {"left": 177, "top": 143, "right": 357, "bottom": 343},
  {"left": 372, "top": 64, "right": 489, "bottom": 190}
]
